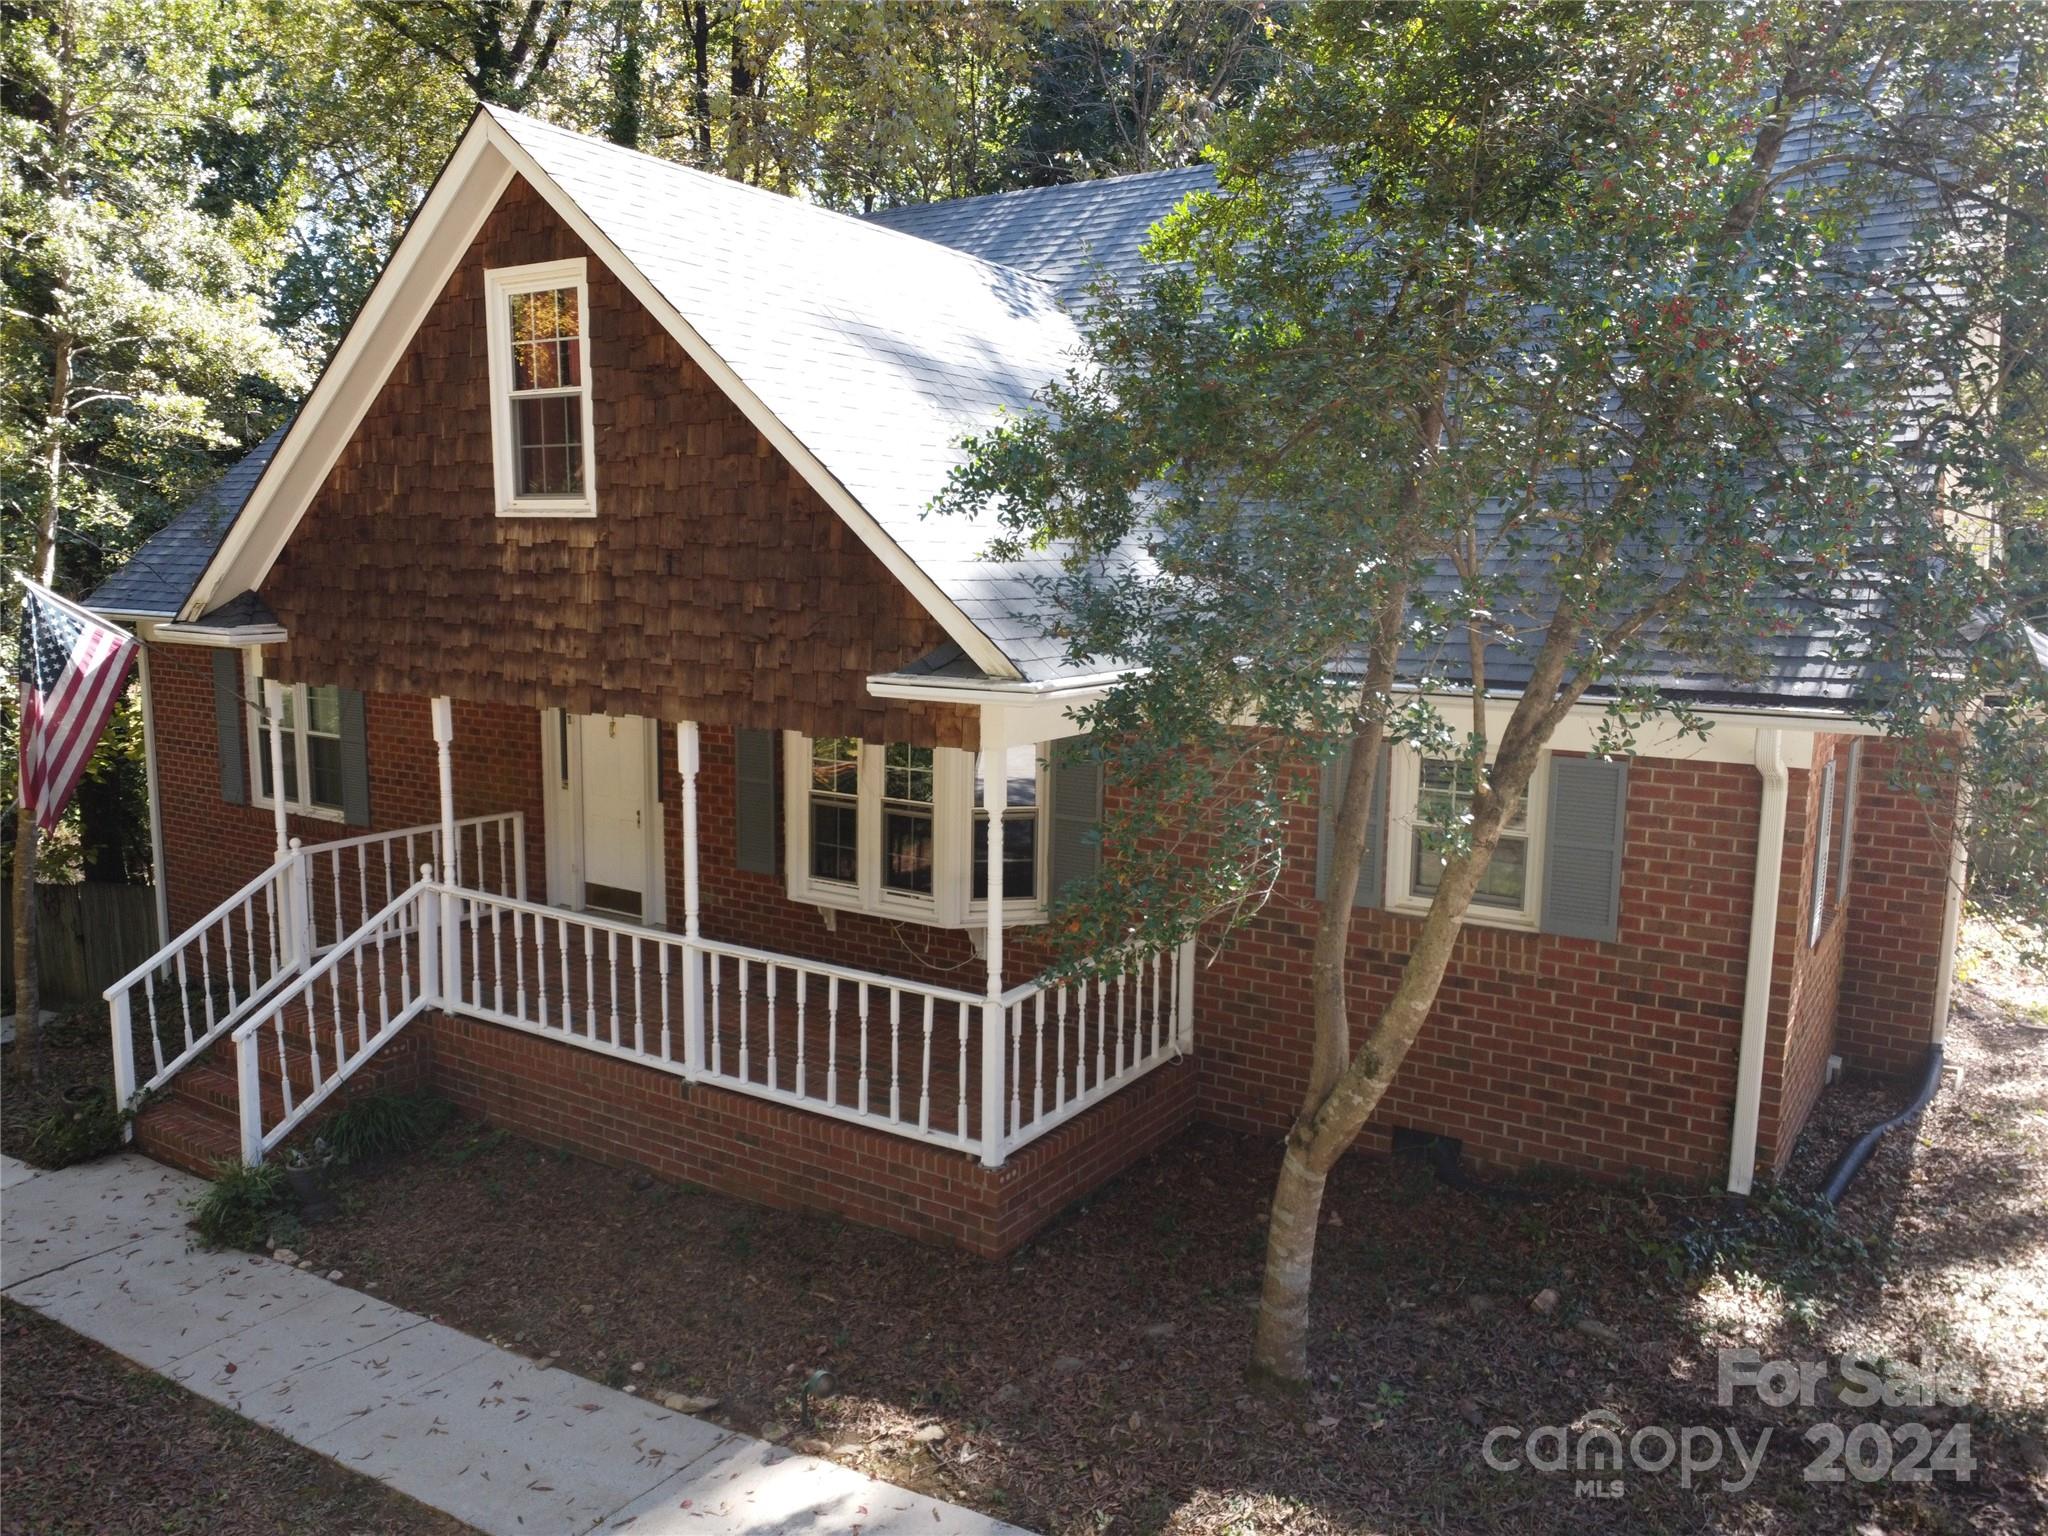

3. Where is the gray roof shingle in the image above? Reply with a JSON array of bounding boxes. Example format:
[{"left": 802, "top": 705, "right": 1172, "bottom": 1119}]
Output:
[
  {"left": 103, "top": 110, "right": 1929, "bottom": 710},
  {"left": 90, "top": 427, "right": 288, "bottom": 617}
]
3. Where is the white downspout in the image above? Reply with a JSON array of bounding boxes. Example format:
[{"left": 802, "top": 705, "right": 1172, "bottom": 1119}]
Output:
[
  {"left": 136, "top": 647, "right": 169, "bottom": 956},
  {"left": 1728, "top": 727, "right": 1789, "bottom": 1195},
  {"left": 1928, "top": 808, "right": 1969, "bottom": 1047}
]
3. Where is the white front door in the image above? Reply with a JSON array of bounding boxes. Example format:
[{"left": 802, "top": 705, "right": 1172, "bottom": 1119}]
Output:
[{"left": 577, "top": 714, "right": 654, "bottom": 918}]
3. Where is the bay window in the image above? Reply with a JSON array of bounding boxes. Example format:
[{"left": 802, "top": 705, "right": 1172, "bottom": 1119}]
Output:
[
  {"left": 973, "top": 743, "right": 1039, "bottom": 902},
  {"left": 785, "top": 734, "right": 1050, "bottom": 925}
]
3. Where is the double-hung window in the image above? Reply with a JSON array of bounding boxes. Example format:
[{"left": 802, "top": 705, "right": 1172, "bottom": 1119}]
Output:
[
  {"left": 808, "top": 737, "right": 861, "bottom": 886},
  {"left": 247, "top": 654, "right": 345, "bottom": 818},
  {"left": 1385, "top": 749, "right": 1547, "bottom": 930},
  {"left": 881, "top": 744, "right": 936, "bottom": 896},
  {"left": 785, "top": 735, "right": 1050, "bottom": 925},
  {"left": 486, "top": 259, "right": 597, "bottom": 516},
  {"left": 973, "top": 743, "right": 1040, "bottom": 902}
]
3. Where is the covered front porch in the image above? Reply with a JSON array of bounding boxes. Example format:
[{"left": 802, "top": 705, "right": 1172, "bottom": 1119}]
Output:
[{"left": 110, "top": 679, "right": 1193, "bottom": 1220}]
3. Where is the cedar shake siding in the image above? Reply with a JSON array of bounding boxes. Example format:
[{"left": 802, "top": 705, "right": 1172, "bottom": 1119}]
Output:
[{"left": 260, "top": 176, "right": 974, "bottom": 749}]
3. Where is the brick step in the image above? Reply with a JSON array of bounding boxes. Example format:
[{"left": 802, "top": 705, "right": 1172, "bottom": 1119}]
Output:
[{"left": 133, "top": 1096, "right": 240, "bottom": 1179}]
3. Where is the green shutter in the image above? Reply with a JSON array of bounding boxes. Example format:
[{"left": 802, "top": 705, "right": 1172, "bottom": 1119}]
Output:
[
  {"left": 338, "top": 688, "right": 371, "bottom": 827},
  {"left": 734, "top": 728, "right": 777, "bottom": 874},
  {"left": 1316, "top": 742, "right": 1388, "bottom": 908},
  {"left": 1047, "top": 738, "right": 1102, "bottom": 897},
  {"left": 1540, "top": 756, "right": 1628, "bottom": 942},
  {"left": 212, "top": 650, "right": 247, "bottom": 806}
]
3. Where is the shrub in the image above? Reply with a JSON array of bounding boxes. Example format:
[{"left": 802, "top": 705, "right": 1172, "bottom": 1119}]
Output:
[
  {"left": 192, "top": 1161, "right": 291, "bottom": 1250},
  {"left": 25, "top": 1091, "right": 127, "bottom": 1168},
  {"left": 320, "top": 1090, "right": 454, "bottom": 1166}
]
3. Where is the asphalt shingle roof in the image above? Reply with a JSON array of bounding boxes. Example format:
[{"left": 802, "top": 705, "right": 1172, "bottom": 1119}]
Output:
[
  {"left": 101, "top": 108, "right": 1932, "bottom": 709},
  {"left": 90, "top": 427, "right": 288, "bottom": 617}
]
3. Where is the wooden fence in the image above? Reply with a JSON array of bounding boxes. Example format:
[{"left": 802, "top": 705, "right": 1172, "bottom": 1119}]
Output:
[{"left": 1, "top": 883, "right": 160, "bottom": 1012}]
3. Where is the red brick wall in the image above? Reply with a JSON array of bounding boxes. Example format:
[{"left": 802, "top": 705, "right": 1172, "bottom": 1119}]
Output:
[
  {"left": 147, "top": 646, "right": 1957, "bottom": 1220},
  {"left": 1194, "top": 755, "right": 1763, "bottom": 1184},
  {"left": 422, "top": 1007, "right": 1194, "bottom": 1256},
  {"left": 1837, "top": 739, "right": 1956, "bottom": 1077},
  {"left": 150, "top": 642, "right": 548, "bottom": 937}
]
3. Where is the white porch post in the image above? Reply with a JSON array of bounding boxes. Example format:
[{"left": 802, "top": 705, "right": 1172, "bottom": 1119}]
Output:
[
  {"left": 979, "top": 705, "right": 1008, "bottom": 1167},
  {"left": 432, "top": 697, "right": 461, "bottom": 1002},
  {"left": 677, "top": 721, "right": 704, "bottom": 1076},
  {"left": 263, "top": 679, "right": 304, "bottom": 968}
]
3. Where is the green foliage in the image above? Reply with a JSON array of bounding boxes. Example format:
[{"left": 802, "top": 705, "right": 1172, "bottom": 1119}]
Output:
[
  {"left": 940, "top": 2, "right": 2048, "bottom": 975},
  {"left": 191, "top": 1160, "right": 290, "bottom": 1250},
  {"left": 24, "top": 1089, "right": 125, "bottom": 1167},
  {"left": 319, "top": 1091, "right": 455, "bottom": 1166}
]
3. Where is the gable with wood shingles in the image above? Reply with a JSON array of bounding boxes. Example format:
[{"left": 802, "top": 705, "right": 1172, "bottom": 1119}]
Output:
[{"left": 261, "top": 176, "right": 976, "bottom": 747}]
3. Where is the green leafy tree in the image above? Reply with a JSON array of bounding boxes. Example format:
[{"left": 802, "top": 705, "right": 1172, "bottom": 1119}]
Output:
[
  {"left": 2, "top": 0, "right": 306, "bottom": 1073},
  {"left": 942, "top": 0, "right": 2047, "bottom": 1385}
]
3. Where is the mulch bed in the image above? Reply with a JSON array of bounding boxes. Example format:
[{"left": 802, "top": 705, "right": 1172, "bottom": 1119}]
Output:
[
  {"left": 0, "top": 1300, "right": 474, "bottom": 1536},
  {"left": 19, "top": 926, "right": 2042, "bottom": 1535},
  {"left": 0, "top": 1010, "right": 119, "bottom": 1167}
]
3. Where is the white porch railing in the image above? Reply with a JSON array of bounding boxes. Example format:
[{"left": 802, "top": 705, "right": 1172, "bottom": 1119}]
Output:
[
  {"left": 104, "top": 856, "right": 297, "bottom": 1111},
  {"left": 106, "top": 813, "right": 524, "bottom": 1117},
  {"left": 995, "top": 945, "right": 1193, "bottom": 1152},
  {"left": 298, "top": 811, "right": 525, "bottom": 952},
  {"left": 116, "top": 836, "right": 1194, "bottom": 1170},
  {"left": 442, "top": 888, "right": 1188, "bottom": 1163},
  {"left": 233, "top": 871, "right": 438, "bottom": 1161}
]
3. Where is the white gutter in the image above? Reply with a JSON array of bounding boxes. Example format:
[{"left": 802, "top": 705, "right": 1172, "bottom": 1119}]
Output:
[
  {"left": 149, "top": 621, "right": 289, "bottom": 648},
  {"left": 1728, "top": 727, "right": 1791, "bottom": 1195},
  {"left": 136, "top": 647, "right": 170, "bottom": 954},
  {"left": 865, "top": 666, "right": 1135, "bottom": 708}
]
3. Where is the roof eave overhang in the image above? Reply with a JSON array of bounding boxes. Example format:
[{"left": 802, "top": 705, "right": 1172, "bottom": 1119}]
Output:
[
  {"left": 865, "top": 664, "right": 1137, "bottom": 708},
  {"left": 183, "top": 107, "right": 1024, "bottom": 681},
  {"left": 149, "top": 620, "right": 290, "bottom": 648}
]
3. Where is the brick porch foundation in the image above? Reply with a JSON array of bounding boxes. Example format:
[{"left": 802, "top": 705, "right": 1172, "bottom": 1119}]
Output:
[{"left": 419, "top": 1009, "right": 1199, "bottom": 1256}]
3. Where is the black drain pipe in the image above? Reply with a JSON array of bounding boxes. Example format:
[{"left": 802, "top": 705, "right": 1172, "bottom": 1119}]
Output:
[{"left": 1820, "top": 1046, "right": 1945, "bottom": 1207}]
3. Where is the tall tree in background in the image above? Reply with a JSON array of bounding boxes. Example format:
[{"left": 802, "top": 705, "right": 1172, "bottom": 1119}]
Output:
[
  {"left": 2, "top": 0, "right": 305, "bottom": 1071},
  {"left": 1008, "top": 0, "right": 1288, "bottom": 183},
  {"left": 941, "top": 0, "right": 2047, "bottom": 1385},
  {"left": 354, "top": 0, "right": 576, "bottom": 108}
]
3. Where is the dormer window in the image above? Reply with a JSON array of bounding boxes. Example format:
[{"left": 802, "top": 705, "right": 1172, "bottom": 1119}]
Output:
[{"left": 486, "top": 258, "right": 597, "bottom": 517}]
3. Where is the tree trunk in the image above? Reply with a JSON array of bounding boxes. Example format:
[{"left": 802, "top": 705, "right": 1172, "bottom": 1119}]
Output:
[{"left": 11, "top": 332, "right": 66, "bottom": 1081}]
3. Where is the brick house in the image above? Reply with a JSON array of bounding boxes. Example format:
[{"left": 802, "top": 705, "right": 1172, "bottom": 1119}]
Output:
[{"left": 90, "top": 107, "right": 1962, "bottom": 1256}]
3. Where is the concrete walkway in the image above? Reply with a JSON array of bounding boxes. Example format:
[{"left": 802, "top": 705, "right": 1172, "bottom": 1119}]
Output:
[{"left": 2, "top": 1152, "right": 1028, "bottom": 1536}]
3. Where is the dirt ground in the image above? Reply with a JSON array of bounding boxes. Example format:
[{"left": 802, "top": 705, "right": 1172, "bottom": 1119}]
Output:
[
  {"left": 4, "top": 922, "right": 2040, "bottom": 1534},
  {"left": 0, "top": 1010, "right": 119, "bottom": 1166},
  {"left": 0, "top": 1300, "right": 474, "bottom": 1536},
  {"left": 252, "top": 917, "right": 2043, "bottom": 1536}
]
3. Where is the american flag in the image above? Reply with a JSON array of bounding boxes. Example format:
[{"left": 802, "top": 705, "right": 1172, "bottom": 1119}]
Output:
[{"left": 15, "top": 575, "right": 137, "bottom": 833}]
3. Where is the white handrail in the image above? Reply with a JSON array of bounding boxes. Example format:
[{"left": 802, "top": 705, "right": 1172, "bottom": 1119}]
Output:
[
  {"left": 104, "top": 851, "right": 299, "bottom": 1115},
  {"left": 235, "top": 872, "right": 435, "bottom": 1161},
  {"left": 104, "top": 853, "right": 294, "bottom": 1001}
]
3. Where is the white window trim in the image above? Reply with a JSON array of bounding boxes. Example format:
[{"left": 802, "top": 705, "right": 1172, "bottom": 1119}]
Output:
[
  {"left": 485, "top": 257, "right": 598, "bottom": 518},
  {"left": 245, "top": 652, "right": 346, "bottom": 822},
  {"left": 781, "top": 733, "right": 1050, "bottom": 929},
  {"left": 1809, "top": 757, "right": 1838, "bottom": 948},
  {"left": 1384, "top": 746, "right": 1549, "bottom": 932}
]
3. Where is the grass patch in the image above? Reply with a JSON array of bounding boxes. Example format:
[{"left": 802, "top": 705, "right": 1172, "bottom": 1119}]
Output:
[
  {"left": 320, "top": 1090, "right": 455, "bottom": 1166},
  {"left": 191, "top": 1161, "right": 292, "bottom": 1250}
]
